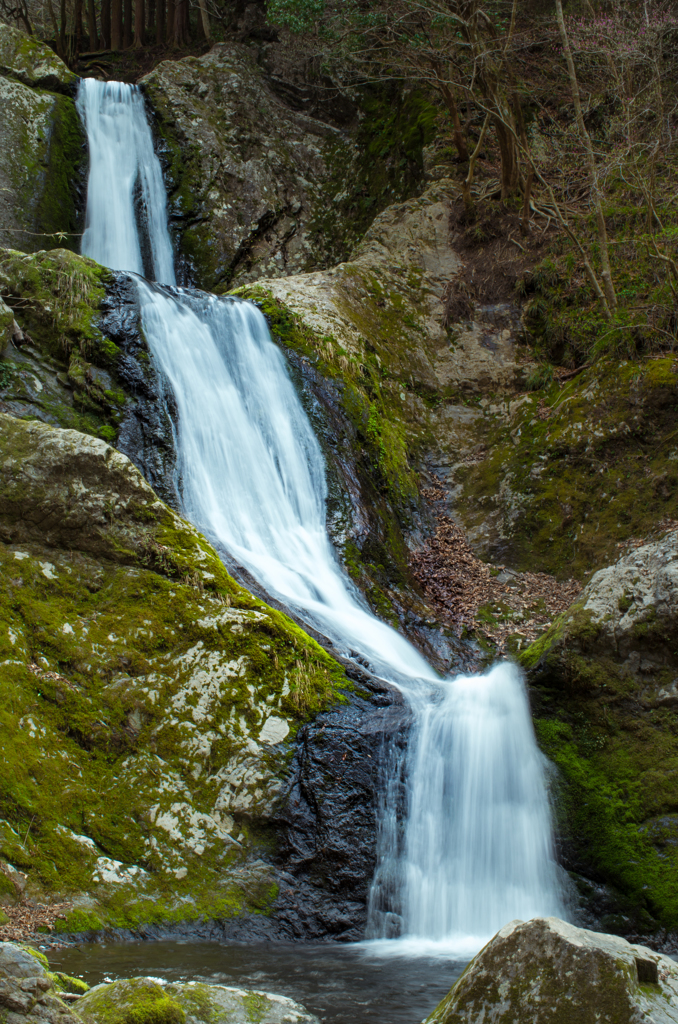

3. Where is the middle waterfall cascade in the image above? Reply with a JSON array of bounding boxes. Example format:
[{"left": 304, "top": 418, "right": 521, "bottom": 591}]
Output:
[{"left": 77, "top": 76, "right": 565, "bottom": 953}]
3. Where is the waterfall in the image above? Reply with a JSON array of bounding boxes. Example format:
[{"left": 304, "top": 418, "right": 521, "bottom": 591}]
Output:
[{"left": 77, "top": 77, "right": 565, "bottom": 954}]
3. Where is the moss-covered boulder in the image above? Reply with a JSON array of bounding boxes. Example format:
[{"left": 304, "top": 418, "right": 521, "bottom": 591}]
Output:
[
  {"left": 76, "top": 976, "right": 319, "bottom": 1024},
  {"left": 520, "top": 530, "right": 678, "bottom": 934},
  {"left": 0, "top": 24, "right": 75, "bottom": 91},
  {"left": 425, "top": 917, "right": 678, "bottom": 1024},
  {"left": 0, "top": 941, "right": 81, "bottom": 1024},
  {"left": 0, "top": 414, "right": 347, "bottom": 935},
  {"left": 0, "top": 26, "right": 83, "bottom": 254}
]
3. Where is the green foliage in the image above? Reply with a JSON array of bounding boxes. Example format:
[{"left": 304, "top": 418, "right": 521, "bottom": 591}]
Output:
[
  {"left": 525, "top": 363, "right": 554, "bottom": 391},
  {"left": 267, "top": 0, "right": 325, "bottom": 32}
]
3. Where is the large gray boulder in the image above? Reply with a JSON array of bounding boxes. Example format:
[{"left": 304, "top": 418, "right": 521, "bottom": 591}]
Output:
[
  {"left": 0, "top": 942, "right": 81, "bottom": 1024},
  {"left": 425, "top": 917, "right": 678, "bottom": 1024},
  {"left": 76, "top": 976, "right": 320, "bottom": 1024},
  {"left": 249, "top": 180, "right": 526, "bottom": 396},
  {"left": 524, "top": 527, "right": 678, "bottom": 686},
  {"left": 142, "top": 44, "right": 355, "bottom": 291}
]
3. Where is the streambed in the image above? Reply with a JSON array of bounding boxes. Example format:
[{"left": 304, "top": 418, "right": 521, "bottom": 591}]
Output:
[{"left": 48, "top": 939, "right": 466, "bottom": 1024}]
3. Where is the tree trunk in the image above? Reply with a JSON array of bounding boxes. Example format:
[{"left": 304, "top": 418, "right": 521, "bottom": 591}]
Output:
[
  {"left": 156, "top": 0, "right": 165, "bottom": 43},
  {"left": 59, "top": 0, "right": 67, "bottom": 59},
  {"left": 172, "top": 0, "right": 187, "bottom": 44},
  {"left": 111, "top": 0, "right": 122, "bottom": 49},
  {"left": 147, "top": 0, "right": 155, "bottom": 41},
  {"left": 74, "top": 0, "right": 83, "bottom": 60},
  {"left": 46, "top": 0, "right": 62, "bottom": 53},
  {"left": 123, "top": 0, "right": 132, "bottom": 47},
  {"left": 87, "top": 0, "right": 99, "bottom": 49},
  {"left": 134, "top": 0, "right": 144, "bottom": 46},
  {"left": 439, "top": 82, "right": 468, "bottom": 162},
  {"left": 494, "top": 118, "right": 520, "bottom": 198},
  {"left": 100, "top": 0, "right": 111, "bottom": 47},
  {"left": 166, "top": 0, "right": 174, "bottom": 44},
  {"left": 198, "top": 0, "right": 210, "bottom": 40},
  {"left": 554, "top": 0, "right": 616, "bottom": 312}
]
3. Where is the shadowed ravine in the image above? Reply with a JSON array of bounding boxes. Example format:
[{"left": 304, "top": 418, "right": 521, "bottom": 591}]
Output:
[{"left": 76, "top": 76, "right": 565, "bottom": 954}]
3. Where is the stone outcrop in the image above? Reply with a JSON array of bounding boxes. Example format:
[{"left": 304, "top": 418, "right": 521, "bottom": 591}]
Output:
[
  {"left": 0, "top": 942, "right": 81, "bottom": 1024},
  {"left": 0, "top": 25, "right": 83, "bottom": 253},
  {"left": 520, "top": 530, "right": 678, "bottom": 937},
  {"left": 248, "top": 180, "right": 527, "bottom": 396},
  {"left": 77, "top": 976, "right": 319, "bottom": 1024},
  {"left": 426, "top": 917, "right": 678, "bottom": 1024},
  {"left": 141, "top": 44, "right": 355, "bottom": 291}
]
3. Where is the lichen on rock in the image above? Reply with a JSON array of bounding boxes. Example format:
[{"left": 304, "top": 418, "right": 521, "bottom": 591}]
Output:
[{"left": 425, "top": 916, "right": 678, "bottom": 1024}]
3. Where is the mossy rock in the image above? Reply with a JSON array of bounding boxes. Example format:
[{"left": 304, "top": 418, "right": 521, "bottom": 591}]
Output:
[
  {"left": 425, "top": 917, "right": 678, "bottom": 1024},
  {"left": 0, "top": 23, "right": 76, "bottom": 91},
  {"left": 76, "top": 977, "right": 319, "bottom": 1024},
  {"left": 0, "top": 27, "right": 84, "bottom": 254},
  {"left": 519, "top": 530, "right": 678, "bottom": 932},
  {"left": 0, "top": 415, "right": 347, "bottom": 932}
]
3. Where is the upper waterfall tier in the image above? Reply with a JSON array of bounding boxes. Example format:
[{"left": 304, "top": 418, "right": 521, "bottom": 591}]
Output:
[{"left": 77, "top": 78, "right": 176, "bottom": 285}]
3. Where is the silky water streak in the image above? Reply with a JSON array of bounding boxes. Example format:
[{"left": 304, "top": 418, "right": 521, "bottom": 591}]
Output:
[{"left": 77, "top": 76, "right": 565, "bottom": 953}]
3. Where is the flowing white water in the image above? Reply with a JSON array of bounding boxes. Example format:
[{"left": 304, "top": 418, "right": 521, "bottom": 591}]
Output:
[
  {"left": 78, "top": 77, "right": 565, "bottom": 954},
  {"left": 76, "top": 78, "right": 175, "bottom": 285}
]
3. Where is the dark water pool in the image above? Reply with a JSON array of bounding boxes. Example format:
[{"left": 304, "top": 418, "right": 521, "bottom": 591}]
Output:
[{"left": 48, "top": 939, "right": 467, "bottom": 1024}]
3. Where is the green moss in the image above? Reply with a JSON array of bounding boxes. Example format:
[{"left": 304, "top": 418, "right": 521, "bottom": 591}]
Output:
[
  {"left": 0, "top": 428, "right": 347, "bottom": 931},
  {"left": 0, "top": 247, "right": 140, "bottom": 441},
  {"left": 455, "top": 355, "right": 678, "bottom": 578},
  {"left": 36, "top": 96, "right": 86, "bottom": 252},
  {"left": 307, "top": 86, "right": 441, "bottom": 264},
  {"left": 54, "top": 909, "right": 104, "bottom": 934},
  {"left": 53, "top": 972, "right": 90, "bottom": 995},
  {"left": 20, "top": 945, "right": 49, "bottom": 969},
  {"left": 79, "top": 980, "right": 185, "bottom": 1024}
]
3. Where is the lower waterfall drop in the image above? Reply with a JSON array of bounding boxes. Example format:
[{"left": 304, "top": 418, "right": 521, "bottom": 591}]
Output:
[{"left": 77, "top": 76, "right": 565, "bottom": 954}]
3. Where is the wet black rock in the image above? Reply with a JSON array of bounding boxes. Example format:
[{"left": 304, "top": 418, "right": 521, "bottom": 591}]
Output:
[{"left": 101, "top": 273, "right": 180, "bottom": 508}]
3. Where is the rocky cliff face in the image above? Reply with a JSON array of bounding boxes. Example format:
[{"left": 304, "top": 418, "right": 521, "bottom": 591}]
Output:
[
  {"left": 0, "top": 25, "right": 84, "bottom": 253},
  {"left": 521, "top": 531, "right": 678, "bottom": 940}
]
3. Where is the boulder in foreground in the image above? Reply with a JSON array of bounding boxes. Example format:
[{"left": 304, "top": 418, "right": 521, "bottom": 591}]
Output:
[
  {"left": 425, "top": 916, "right": 678, "bottom": 1024},
  {"left": 76, "top": 975, "right": 320, "bottom": 1024},
  {"left": 0, "top": 942, "right": 81, "bottom": 1024}
]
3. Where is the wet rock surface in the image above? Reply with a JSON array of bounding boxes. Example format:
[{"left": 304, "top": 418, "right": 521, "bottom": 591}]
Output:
[
  {"left": 425, "top": 916, "right": 678, "bottom": 1024},
  {"left": 99, "top": 274, "right": 180, "bottom": 507},
  {"left": 268, "top": 684, "right": 408, "bottom": 941}
]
